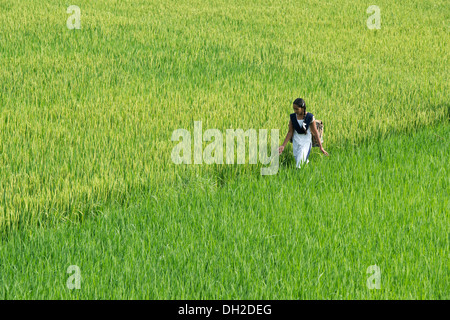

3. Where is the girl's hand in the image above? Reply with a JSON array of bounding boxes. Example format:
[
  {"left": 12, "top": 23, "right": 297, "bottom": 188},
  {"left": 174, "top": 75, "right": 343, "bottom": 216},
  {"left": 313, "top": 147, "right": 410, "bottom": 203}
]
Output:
[
  {"left": 278, "top": 145, "right": 285, "bottom": 155},
  {"left": 320, "top": 147, "right": 329, "bottom": 156}
]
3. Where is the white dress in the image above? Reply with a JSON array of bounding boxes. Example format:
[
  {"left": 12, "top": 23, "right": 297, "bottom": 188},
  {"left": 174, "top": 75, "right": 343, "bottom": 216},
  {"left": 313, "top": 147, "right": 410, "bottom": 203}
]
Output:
[{"left": 292, "top": 114, "right": 314, "bottom": 168}]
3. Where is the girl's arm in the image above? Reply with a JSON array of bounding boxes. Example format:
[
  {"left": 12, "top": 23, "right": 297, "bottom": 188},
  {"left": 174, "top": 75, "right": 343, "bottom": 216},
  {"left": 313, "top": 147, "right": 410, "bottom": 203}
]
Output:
[
  {"left": 310, "top": 121, "right": 329, "bottom": 156},
  {"left": 279, "top": 120, "right": 294, "bottom": 154}
]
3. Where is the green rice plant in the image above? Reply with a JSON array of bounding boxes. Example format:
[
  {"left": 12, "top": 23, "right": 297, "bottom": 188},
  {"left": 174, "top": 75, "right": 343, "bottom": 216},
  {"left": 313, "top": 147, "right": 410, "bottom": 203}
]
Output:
[
  {"left": 0, "top": 122, "right": 447, "bottom": 299},
  {"left": 0, "top": 0, "right": 448, "bottom": 232}
]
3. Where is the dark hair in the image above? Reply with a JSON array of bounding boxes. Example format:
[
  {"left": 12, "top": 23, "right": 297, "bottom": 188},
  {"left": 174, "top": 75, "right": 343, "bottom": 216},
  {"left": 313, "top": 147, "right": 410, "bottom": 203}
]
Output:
[{"left": 293, "top": 98, "right": 306, "bottom": 110}]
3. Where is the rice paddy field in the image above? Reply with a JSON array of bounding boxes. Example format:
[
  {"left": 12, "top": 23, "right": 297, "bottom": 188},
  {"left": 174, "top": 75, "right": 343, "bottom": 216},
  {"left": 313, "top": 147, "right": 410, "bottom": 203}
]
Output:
[{"left": 0, "top": 0, "right": 448, "bottom": 299}]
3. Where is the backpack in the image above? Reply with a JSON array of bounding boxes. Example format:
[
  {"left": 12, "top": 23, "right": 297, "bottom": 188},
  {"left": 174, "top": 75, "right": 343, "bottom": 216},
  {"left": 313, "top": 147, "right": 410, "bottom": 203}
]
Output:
[
  {"left": 289, "top": 113, "right": 324, "bottom": 147},
  {"left": 311, "top": 120, "right": 324, "bottom": 147}
]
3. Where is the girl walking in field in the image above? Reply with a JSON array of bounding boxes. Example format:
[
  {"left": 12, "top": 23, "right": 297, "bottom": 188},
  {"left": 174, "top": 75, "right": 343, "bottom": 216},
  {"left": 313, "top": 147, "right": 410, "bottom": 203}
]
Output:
[{"left": 278, "top": 98, "right": 328, "bottom": 168}]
